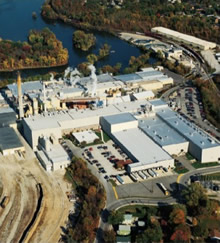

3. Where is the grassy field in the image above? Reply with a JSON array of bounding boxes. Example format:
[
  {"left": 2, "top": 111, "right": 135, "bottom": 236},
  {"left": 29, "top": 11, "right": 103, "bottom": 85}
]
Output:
[
  {"left": 192, "top": 161, "right": 219, "bottom": 169},
  {"left": 95, "top": 130, "right": 111, "bottom": 142}
]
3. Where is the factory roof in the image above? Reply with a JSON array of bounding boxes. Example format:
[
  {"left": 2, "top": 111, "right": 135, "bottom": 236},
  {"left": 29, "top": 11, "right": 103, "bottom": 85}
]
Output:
[
  {"left": 152, "top": 27, "right": 216, "bottom": 50},
  {"left": 0, "top": 108, "right": 17, "bottom": 127},
  {"left": 97, "top": 74, "right": 115, "bottom": 82},
  {"left": 114, "top": 73, "right": 142, "bottom": 82},
  {"left": 23, "top": 100, "right": 149, "bottom": 131},
  {"left": 139, "top": 116, "right": 187, "bottom": 146},
  {"left": 8, "top": 81, "right": 43, "bottom": 97},
  {"left": 112, "top": 128, "right": 172, "bottom": 164},
  {"left": 61, "top": 87, "right": 83, "bottom": 94},
  {"left": 72, "top": 130, "right": 99, "bottom": 144},
  {"left": 0, "top": 127, "right": 24, "bottom": 151},
  {"left": 46, "top": 143, "right": 70, "bottom": 164},
  {"left": 132, "top": 91, "right": 155, "bottom": 100},
  {"left": 149, "top": 99, "right": 168, "bottom": 108},
  {"left": 156, "top": 107, "right": 220, "bottom": 149},
  {"left": 114, "top": 69, "right": 172, "bottom": 84},
  {"left": 103, "top": 113, "right": 137, "bottom": 125}
]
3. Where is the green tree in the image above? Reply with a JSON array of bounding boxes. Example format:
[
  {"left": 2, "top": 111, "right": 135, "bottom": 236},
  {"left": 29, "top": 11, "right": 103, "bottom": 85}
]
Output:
[
  {"left": 192, "top": 222, "right": 209, "bottom": 239},
  {"left": 108, "top": 210, "right": 124, "bottom": 225},
  {"left": 182, "top": 183, "right": 208, "bottom": 216},
  {"left": 137, "top": 221, "right": 163, "bottom": 243}
]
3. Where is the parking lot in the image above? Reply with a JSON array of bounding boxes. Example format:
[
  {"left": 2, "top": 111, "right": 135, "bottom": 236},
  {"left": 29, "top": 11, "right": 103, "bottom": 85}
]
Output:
[
  {"left": 79, "top": 140, "right": 175, "bottom": 185},
  {"left": 172, "top": 87, "right": 204, "bottom": 120}
]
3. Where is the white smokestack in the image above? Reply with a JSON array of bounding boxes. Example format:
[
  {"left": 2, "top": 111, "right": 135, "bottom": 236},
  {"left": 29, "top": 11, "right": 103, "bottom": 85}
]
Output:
[
  {"left": 17, "top": 71, "right": 24, "bottom": 119},
  {"left": 88, "top": 64, "right": 97, "bottom": 97},
  {"left": 43, "top": 82, "right": 47, "bottom": 113}
]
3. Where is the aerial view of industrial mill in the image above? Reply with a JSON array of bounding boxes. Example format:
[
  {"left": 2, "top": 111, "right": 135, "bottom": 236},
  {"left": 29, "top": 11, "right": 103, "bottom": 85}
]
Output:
[{"left": 0, "top": 0, "right": 220, "bottom": 242}]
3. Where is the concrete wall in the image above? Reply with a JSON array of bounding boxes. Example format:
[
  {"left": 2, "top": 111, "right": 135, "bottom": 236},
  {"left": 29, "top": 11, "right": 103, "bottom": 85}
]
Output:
[
  {"left": 31, "top": 128, "right": 61, "bottom": 150},
  {"left": 127, "top": 159, "right": 174, "bottom": 173},
  {"left": 111, "top": 120, "right": 138, "bottom": 133},
  {"left": 23, "top": 120, "right": 34, "bottom": 148},
  {"left": 100, "top": 116, "right": 138, "bottom": 134},
  {"left": 140, "top": 82, "right": 163, "bottom": 91},
  {"left": 201, "top": 146, "right": 220, "bottom": 163},
  {"left": 53, "top": 160, "right": 70, "bottom": 171},
  {"left": 162, "top": 142, "right": 189, "bottom": 156}
]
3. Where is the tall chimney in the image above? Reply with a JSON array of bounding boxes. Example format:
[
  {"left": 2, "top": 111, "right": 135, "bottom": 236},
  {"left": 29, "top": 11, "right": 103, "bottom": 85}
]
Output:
[{"left": 17, "top": 71, "right": 24, "bottom": 119}]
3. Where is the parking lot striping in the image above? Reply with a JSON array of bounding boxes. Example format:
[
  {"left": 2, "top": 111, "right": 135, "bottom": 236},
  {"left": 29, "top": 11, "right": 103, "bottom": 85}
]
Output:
[
  {"left": 177, "top": 173, "right": 184, "bottom": 184},
  {"left": 112, "top": 186, "right": 118, "bottom": 200}
]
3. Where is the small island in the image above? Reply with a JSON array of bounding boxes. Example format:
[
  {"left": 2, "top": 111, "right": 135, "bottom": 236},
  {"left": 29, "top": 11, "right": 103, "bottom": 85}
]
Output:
[
  {"left": 72, "top": 30, "right": 96, "bottom": 51},
  {"left": 0, "top": 27, "right": 68, "bottom": 71}
]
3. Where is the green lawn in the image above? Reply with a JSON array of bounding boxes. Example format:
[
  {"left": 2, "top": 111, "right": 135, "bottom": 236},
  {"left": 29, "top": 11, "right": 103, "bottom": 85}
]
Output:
[
  {"left": 192, "top": 161, "right": 219, "bottom": 169},
  {"left": 174, "top": 167, "right": 189, "bottom": 174},
  {"left": 200, "top": 172, "right": 220, "bottom": 181},
  {"left": 95, "top": 130, "right": 111, "bottom": 142},
  {"left": 185, "top": 152, "right": 195, "bottom": 160}
]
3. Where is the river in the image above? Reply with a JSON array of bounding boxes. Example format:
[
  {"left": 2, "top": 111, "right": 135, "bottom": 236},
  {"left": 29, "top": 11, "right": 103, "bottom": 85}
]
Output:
[{"left": 0, "top": 0, "right": 142, "bottom": 78}]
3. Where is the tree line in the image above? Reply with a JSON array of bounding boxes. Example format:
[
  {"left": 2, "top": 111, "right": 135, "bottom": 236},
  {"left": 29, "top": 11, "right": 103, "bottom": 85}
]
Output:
[
  {"left": 64, "top": 157, "right": 106, "bottom": 243},
  {"left": 41, "top": 0, "right": 220, "bottom": 44}
]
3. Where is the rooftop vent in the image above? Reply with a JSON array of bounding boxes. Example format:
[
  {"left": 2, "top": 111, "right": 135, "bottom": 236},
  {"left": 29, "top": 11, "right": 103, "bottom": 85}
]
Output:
[{"left": 200, "top": 141, "right": 204, "bottom": 145}]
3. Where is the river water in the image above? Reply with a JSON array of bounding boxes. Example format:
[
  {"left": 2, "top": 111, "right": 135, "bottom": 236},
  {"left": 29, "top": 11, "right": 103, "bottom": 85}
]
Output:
[{"left": 0, "top": 0, "right": 142, "bottom": 77}]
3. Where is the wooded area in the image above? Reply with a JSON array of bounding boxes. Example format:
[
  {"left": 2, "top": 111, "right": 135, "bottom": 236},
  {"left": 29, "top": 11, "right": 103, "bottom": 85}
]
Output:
[
  {"left": 194, "top": 77, "right": 220, "bottom": 130},
  {"left": 64, "top": 157, "right": 106, "bottom": 243},
  {"left": 41, "top": 0, "right": 220, "bottom": 44},
  {"left": 108, "top": 183, "right": 220, "bottom": 242},
  {"left": 0, "top": 28, "right": 68, "bottom": 71}
]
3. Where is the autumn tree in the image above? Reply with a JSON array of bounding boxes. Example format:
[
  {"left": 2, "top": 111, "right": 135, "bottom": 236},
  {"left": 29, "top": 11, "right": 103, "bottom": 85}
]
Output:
[
  {"left": 170, "top": 224, "right": 191, "bottom": 243},
  {"left": 103, "top": 229, "right": 116, "bottom": 243},
  {"left": 169, "top": 204, "right": 187, "bottom": 225}
]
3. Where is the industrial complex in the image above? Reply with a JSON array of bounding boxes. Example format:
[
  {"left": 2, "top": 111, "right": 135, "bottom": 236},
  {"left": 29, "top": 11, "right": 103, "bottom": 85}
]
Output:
[
  {"left": 0, "top": 66, "right": 220, "bottom": 173},
  {"left": 151, "top": 27, "right": 217, "bottom": 50}
]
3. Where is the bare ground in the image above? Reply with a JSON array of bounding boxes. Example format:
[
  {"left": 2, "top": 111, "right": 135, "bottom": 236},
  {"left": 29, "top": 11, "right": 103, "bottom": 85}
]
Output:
[{"left": 0, "top": 130, "right": 72, "bottom": 243}]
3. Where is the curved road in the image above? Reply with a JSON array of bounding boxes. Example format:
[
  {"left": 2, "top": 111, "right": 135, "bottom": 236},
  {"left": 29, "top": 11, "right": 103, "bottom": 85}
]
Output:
[{"left": 96, "top": 165, "right": 220, "bottom": 242}]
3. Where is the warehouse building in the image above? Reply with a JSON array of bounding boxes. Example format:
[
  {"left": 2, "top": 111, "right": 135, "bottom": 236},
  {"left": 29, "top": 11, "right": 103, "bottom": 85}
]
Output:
[
  {"left": 100, "top": 113, "right": 174, "bottom": 173},
  {"left": 0, "top": 107, "right": 17, "bottom": 128},
  {"left": 156, "top": 106, "right": 220, "bottom": 163},
  {"left": 151, "top": 27, "right": 216, "bottom": 50},
  {"left": 139, "top": 115, "right": 189, "bottom": 155},
  {"left": 0, "top": 127, "right": 25, "bottom": 156}
]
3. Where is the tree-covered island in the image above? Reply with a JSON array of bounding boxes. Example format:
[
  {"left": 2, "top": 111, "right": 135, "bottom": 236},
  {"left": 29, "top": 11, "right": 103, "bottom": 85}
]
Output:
[
  {"left": 0, "top": 28, "right": 68, "bottom": 71},
  {"left": 72, "top": 30, "right": 96, "bottom": 51}
]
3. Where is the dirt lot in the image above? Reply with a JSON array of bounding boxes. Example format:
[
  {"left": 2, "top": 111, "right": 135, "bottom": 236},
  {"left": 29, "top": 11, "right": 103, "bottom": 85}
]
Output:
[{"left": 0, "top": 131, "right": 72, "bottom": 243}]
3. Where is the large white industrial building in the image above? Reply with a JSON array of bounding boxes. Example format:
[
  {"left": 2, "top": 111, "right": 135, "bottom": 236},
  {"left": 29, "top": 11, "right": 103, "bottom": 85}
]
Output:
[
  {"left": 100, "top": 113, "right": 174, "bottom": 173},
  {"left": 22, "top": 97, "right": 220, "bottom": 172},
  {"left": 151, "top": 27, "right": 216, "bottom": 50}
]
